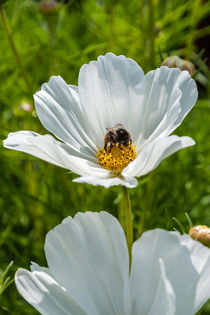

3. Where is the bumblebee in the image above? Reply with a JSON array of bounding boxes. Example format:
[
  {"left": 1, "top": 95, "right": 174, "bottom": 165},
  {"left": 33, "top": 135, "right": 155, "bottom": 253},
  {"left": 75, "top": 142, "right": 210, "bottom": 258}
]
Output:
[{"left": 104, "top": 123, "right": 132, "bottom": 152}]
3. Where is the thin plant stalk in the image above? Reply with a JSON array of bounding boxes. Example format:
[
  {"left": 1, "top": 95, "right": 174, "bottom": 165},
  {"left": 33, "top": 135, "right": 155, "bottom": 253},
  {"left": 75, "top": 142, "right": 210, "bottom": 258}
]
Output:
[
  {"left": 122, "top": 186, "right": 133, "bottom": 272},
  {"left": 0, "top": 7, "right": 33, "bottom": 95},
  {"left": 144, "top": 0, "right": 155, "bottom": 71},
  {"left": 147, "top": 0, "right": 155, "bottom": 68},
  {"left": 118, "top": 192, "right": 125, "bottom": 231},
  {"left": 185, "top": 0, "right": 202, "bottom": 59}
]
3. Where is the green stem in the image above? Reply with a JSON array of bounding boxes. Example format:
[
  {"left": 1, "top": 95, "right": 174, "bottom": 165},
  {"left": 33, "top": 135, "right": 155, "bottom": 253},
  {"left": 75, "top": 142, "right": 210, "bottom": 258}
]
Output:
[
  {"left": 185, "top": 0, "right": 202, "bottom": 59},
  {"left": 0, "top": 7, "right": 33, "bottom": 95},
  {"left": 144, "top": 0, "right": 155, "bottom": 71},
  {"left": 148, "top": 0, "right": 155, "bottom": 67},
  {"left": 122, "top": 186, "right": 133, "bottom": 272},
  {"left": 118, "top": 192, "right": 125, "bottom": 231}
]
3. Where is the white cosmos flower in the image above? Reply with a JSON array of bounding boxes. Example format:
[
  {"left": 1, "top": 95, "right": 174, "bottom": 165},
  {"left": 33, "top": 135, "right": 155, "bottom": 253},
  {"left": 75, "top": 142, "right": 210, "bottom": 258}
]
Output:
[
  {"left": 4, "top": 53, "right": 198, "bottom": 188},
  {"left": 15, "top": 211, "right": 210, "bottom": 315}
]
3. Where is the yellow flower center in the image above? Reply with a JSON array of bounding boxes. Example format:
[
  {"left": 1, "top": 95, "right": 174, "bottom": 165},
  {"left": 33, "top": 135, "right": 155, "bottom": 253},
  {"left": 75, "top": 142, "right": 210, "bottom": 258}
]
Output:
[{"left": 96, "top": 143, "right": 136, "bottom": 174}]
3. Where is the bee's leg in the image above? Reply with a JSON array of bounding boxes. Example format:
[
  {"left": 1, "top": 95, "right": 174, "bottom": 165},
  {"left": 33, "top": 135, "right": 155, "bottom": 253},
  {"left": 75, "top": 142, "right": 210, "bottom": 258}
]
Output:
[
  {"left": 104, "top": 139, "right": 108, "bottom": 151},
  {"left": 108, "top": 143, "right": 113, "bottom": 153},
  {"left": 118, "top": 143, "right": 123, "bottom": 150}
]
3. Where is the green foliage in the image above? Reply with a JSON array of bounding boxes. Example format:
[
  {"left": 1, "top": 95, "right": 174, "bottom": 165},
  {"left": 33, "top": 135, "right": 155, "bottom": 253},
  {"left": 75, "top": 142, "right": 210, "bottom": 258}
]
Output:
[
  {"left": 0, "top": 261, "right": 13, "bottom": 296},
  {"left": 0, "top": 0, "right": 210, "bottom": 313}
]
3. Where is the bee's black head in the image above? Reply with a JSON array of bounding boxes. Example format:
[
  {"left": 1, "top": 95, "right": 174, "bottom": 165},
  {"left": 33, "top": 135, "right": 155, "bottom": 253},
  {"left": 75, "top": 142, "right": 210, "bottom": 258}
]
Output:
[{"left": 117, "top": 128, "right": 129, "bottom": 140}]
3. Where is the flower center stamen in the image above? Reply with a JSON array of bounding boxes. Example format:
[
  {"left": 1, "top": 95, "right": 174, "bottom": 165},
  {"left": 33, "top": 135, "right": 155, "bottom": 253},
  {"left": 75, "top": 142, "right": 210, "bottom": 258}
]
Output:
[{"left": 96, "top": 143, "right": 136, "bottom": 174}]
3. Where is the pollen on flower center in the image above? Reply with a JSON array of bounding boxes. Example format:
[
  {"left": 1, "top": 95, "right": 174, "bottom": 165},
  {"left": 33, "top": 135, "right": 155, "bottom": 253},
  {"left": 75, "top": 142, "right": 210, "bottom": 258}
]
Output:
[{"left": 96, "top": 143, "right": 136, "bottom": 174}]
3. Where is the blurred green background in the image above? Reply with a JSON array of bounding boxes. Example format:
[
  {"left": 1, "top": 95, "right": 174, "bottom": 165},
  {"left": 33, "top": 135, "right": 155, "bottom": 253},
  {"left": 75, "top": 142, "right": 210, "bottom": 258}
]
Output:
[{"left": 0, "top": 0, "right": 210, "bottom": 313}]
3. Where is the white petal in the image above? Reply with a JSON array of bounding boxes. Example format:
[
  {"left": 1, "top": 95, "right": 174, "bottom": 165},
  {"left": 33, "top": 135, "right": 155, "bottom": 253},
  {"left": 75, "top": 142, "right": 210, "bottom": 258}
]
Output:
[
  {"left": 73, "top": 175, "right": 138, "bottom": 188},
  {"left": 45, "top": 212, "right": 129, "bottom": 315},
  {"left": 175, "top": 233, "right": 210, "bottom": 313},
  {"left": 3, "top": 131, "right": 100, "bottom": 176},
  {"left": 148, "top": 259, "right": 176, "bottom": 315},
  {"left": 124, "top": 135, "right": 195, "bottom": 177},
  {"left": 15, "top": 269, "right": 87, "bottom": 315},
  {"left": 30, "top": 262, "right": 52, "bottom": 276},
  {"left": 34, "top": 76, "right": 96, "bottom": 156},
  {"left": 136, "top": 66, "right": 197, "bottom": 146},
  {"left": 78, "top": 52, "right": 145, "bottom": 147},
  {"left": 4, "top": 130, "right": 127, "bottom": 181},
  {"left": 166, "top": 69, "right": 198, "bottom": 134},
  {"left": 131, "top": 229, "right": 208, "bottom": 315},
  {"left": 3, "top": 131, "right": 67, "bottom": 168}
]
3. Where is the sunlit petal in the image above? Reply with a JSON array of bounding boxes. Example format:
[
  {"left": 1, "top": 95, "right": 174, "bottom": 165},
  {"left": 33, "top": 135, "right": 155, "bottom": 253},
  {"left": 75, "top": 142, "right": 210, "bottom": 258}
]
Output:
[
  {"left": 124, "top": 135, "right": 195, "bottom": 177},
  {"left": 135, "top": 66, "right": 198, "bottom": 147},
  {"left": 78, "top": 53, "right": 145, "bottom": 147},
  {"left": 177, "top": 234, "right": 210, "bottom": 313},
  {"left": 130, "top": 229, "right": 210, "bottom": 315},
  {"left": 45, "top": 212, "right": 129, "bottom": 314},
  {"left": 3, "top": 131, "right": 101, "bottom": 176},
  {"left": 148, "top": 259, "right": 176, "bottom": 315},
  {"left": 15, "top": 269, "right": 87, "bottom": 315},
  {"left": 3, "top": 131, "right": 67, "bottom": 168},
  {"left": 73, "top": 174, "right": 138, "bottom": 188},
  {"left": 34, "top": 76, "right": 96, "bottom": 154}
]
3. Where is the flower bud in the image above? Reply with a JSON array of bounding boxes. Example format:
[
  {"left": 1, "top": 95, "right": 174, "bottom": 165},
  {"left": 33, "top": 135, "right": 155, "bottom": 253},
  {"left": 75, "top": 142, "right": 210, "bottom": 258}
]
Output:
[
  {"left": 19, "top": 102, "right": 33, "bottom": 112},
  {"left": 161, "top": 56, "right": 195, "bottom": 76},
  {"left": 189, "top": 225, "right": 210, "bottom": 248},
  {"left": 38, "top": 0, "right": 59, "bottom": 13}
]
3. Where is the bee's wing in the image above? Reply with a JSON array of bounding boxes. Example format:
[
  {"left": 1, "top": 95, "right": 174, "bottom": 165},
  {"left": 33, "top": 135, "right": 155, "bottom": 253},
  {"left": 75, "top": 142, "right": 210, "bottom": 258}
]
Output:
[{"left": 114, "top": 123, "right": 124, "bottom": 128}]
